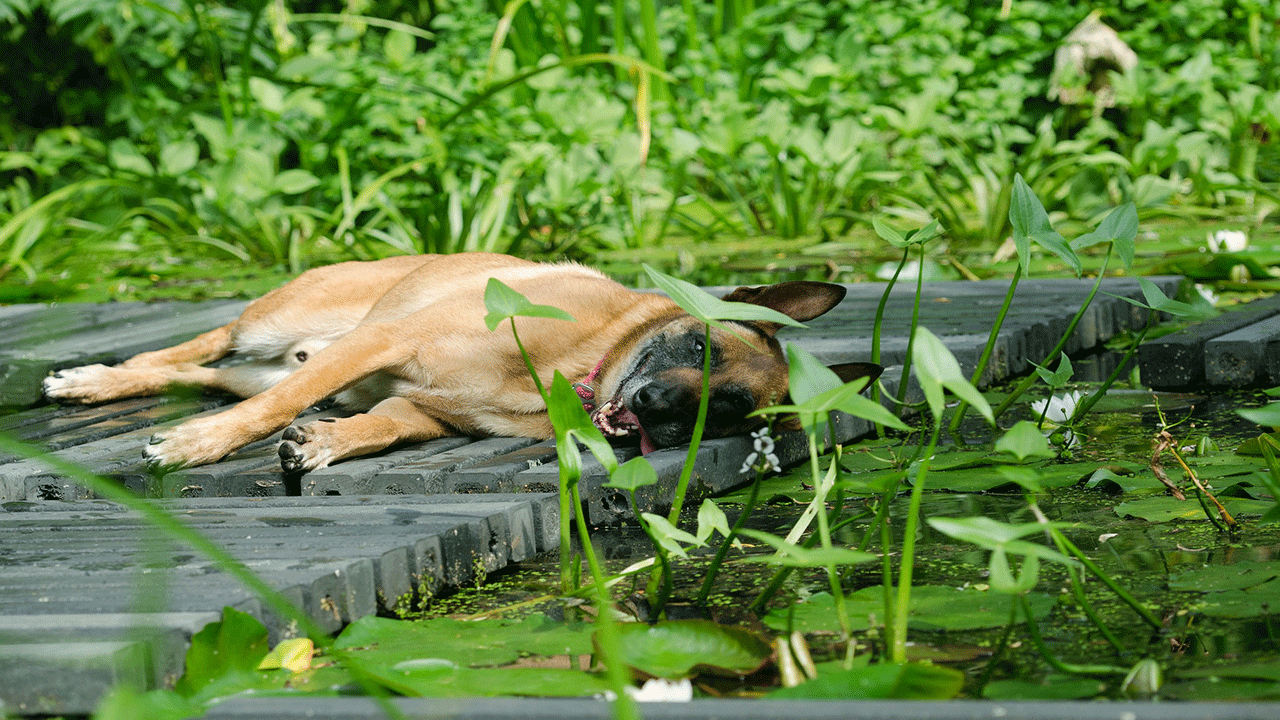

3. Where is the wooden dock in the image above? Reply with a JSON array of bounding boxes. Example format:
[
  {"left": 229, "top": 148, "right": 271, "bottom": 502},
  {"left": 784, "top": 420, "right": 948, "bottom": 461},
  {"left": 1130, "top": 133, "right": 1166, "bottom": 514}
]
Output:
[{"left": 6, "top": 273, "right": 1271, "bottom": 715}]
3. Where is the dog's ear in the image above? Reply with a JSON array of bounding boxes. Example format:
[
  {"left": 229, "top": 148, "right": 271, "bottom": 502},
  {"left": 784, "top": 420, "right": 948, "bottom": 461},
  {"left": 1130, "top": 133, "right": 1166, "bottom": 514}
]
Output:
[
  {"left": 721, "top": 281, "right": 846, "bottom": 335},
  {"left": 829, "top": 362, "right": 883, "bottom": 387}
]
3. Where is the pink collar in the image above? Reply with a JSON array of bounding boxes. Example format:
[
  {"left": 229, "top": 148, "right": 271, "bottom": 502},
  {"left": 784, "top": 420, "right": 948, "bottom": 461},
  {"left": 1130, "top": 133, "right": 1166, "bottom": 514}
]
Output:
[{"left": 573, "top": 356, "right": 606, "bottom": 411}]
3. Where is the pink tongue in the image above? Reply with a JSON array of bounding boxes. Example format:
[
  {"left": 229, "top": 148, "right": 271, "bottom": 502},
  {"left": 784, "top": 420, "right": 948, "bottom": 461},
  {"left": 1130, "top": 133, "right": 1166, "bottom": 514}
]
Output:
[{"left": 639, "top": 428, "right": 656, "bottom": 455}]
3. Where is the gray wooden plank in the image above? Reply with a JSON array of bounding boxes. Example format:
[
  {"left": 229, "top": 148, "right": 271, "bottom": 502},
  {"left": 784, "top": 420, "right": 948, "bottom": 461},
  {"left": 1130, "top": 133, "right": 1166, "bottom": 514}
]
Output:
[
  {"left": 1204, "top": 314, "right": 1280, "bottom": 386},
  {"left": 1139, "top": 293, "right": 1280, "bottom": 388}
]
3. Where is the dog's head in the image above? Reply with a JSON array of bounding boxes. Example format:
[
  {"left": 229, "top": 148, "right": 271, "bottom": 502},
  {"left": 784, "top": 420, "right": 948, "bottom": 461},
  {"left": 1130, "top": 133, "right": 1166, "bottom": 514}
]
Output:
[{"left": 586, "top": 281, "right": 882, "bottom": 453}]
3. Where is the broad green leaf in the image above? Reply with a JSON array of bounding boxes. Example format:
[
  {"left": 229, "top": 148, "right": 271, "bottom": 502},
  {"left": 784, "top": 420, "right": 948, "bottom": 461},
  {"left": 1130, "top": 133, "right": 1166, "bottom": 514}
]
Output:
[
  {"left": 383, "top": 29, "right": 416, "bottom": 66},
  {"left": 761, "top": 348, "right": 908, "bottom": 433},
  {"left": 983, "top": 676, "right": 1107, "bottom": 700},
  {"left": 988, "top": 549, "right": 1039, "bottom": 594},
  {"left": 248, "top": 77, "right": 284, "bottom": 114},
  {"left": 602, "top": 456, "right": 658, "bottom": 492},
  {"left": 771, "top": 662, "right": 963, "bottom": 699},
  {"left": 642, "top": 264, "right": 804, "bottom": 329},
  {"left": 546, "top": 372, "right": 617, "bottom": 476},
  {"left": 911, "top": 327, "right": 993, "bottom": 424},
  {"left": 483, "top": 278, "right": 575, "bottom": 331},
  {"left": 611, "top": 620, "right": 772, "bottom": 678},
  {"left": 1070, "top": 202, "right": 1138, "bottom": 269},
  {"left": 764, "top": 587, "right": 1055, "bottom": 633},
  {"left": 274, "top": 169, "right": 320, "bottom": 194},
  {"left": 641, "top": 512, "right": 704, "bottom": 558},
  {"left": 94, "top": 686, "right": 205, "bottom": 720},
  {"left": 109, "top": 137, "right": 155, "bottom": 176},
  {"left": 159, "top": 139, "right": 199, "bottom": 176},
  {"left": 696, "top": 498, "right": 732, "bottom": 544},
  {"left": 926, "top": 517, "right": 1074, "bottom": 566},
  {"left": 1168, "top": 561, "right": 1280, "bottom": 593},
  {"left": 995, "top": 421, "right": 1055, "bottom": 461},
  {"left": 1239, "top": 402, "right": 1280, "bottom": 428},
  {"left": 1030, "top": 352, "right": 1072, "bottom": 388},
  {"left": 175, "top": 607, "right": 270, "bottom": 697},
  {"left": 784, "top": 344, "right": 843, "bottom": 405},
  {"left": 335, "top": 614, "right": 594, "bottom": 667},
  {"left": 1009, "top": 173, "right": 1080, "bottom": 277}
]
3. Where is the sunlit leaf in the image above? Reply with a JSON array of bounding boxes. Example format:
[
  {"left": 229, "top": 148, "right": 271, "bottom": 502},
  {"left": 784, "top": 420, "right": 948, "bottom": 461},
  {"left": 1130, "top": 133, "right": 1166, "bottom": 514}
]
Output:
[
  {"left": 609, "top": 620, "right": 773, "bottom": 678},
  {"left": 175, "top": 607, "right": 270, "bottom": 697},
  {"left": 911, "top": 327, "right": 993, "bottom": 424},
  {"left": 995, "top": 421, "right": 1055, "bottom": 461},
  {"left": 642, "top": 264, "right": 804, "bottom": 329},
  {"left": 483, "top": 278, "right": 575, "bottom": 331},
  {"left": 1009, "top": 173, "right": 1080, "bottom": 277}
]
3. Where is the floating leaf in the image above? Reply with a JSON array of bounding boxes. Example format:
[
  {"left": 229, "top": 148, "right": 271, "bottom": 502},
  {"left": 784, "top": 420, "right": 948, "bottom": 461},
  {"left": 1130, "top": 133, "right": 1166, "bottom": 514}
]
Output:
[
  {"left": 609, "top": 620, "right": 772, "bottom": 678},
  {"left": 175, "top": 607, "right": 270, "bottom": 698},
  {"left": 771, "top": 661, "right": 963, "bottom": 699}
]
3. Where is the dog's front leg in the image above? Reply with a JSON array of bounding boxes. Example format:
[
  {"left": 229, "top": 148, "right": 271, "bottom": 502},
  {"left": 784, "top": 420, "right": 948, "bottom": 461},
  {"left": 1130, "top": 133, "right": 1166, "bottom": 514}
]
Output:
[
  {"left": 143, "top": 323, "right": 411, "bottom": 469},
  {"left": 277, "top": 396, "right": 447, "bottom": 472}
]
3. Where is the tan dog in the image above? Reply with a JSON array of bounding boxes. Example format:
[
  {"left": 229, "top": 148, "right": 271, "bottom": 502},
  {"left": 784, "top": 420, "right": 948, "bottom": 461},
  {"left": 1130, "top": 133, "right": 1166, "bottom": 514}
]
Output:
[{"left": 43, "top": 253, "right": 879, "bottom": 471}]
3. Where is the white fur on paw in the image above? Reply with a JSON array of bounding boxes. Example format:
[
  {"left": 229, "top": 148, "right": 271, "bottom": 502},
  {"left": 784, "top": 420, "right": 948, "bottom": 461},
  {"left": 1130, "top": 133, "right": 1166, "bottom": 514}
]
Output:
[
  {"left": 142, "top": 417, "right": 240, "bottom": 469},
  {"left": 42, "top": 364, "right": 113, "bottom": 402},
  {"left": 278, "top": 425, "right": 335, "bottom": 472}
]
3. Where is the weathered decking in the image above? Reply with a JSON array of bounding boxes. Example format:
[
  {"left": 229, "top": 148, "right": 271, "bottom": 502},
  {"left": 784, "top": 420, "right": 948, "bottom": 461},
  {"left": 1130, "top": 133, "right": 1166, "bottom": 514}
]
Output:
[{"left": 6, "top": 273, "right": 1276, "bottom": 716}]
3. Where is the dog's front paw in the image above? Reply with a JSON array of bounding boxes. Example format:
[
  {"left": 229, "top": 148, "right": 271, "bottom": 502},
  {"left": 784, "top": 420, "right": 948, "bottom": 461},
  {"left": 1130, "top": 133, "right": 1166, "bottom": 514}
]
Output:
[
  {"left": 43, "top": 364, "right": 115, "bottom": 404},
  {"left": 278, "top": 419, "right": 340, "bottom": 473},
  {"left": 143, "top": 416, "right": 243, "bottom": 469}
]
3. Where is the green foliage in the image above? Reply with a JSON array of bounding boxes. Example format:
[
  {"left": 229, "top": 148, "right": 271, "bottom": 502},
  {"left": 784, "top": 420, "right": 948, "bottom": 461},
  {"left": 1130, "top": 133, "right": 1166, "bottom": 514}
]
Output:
[{"left": 1, "top": 1, "right": 1277, "bottom": 296}]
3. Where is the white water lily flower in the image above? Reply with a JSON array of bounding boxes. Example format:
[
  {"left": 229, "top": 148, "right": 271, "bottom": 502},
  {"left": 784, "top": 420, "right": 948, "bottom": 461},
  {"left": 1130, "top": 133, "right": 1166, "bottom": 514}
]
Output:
[
  {"left": 1194, "top": 283, "right": 1219, "bottom": 306},
  {"left": 1031, "top": 390, "right": 1084, "bottom": 425},
  {"left": 740, "top": 427, "right": 781, "bottom": 475},
  {"left": 1207, "top": 229, "right": 1248, "bottom": 253},
  {"left": 627, "top": 678, "right": 694, "bottom": 702}
]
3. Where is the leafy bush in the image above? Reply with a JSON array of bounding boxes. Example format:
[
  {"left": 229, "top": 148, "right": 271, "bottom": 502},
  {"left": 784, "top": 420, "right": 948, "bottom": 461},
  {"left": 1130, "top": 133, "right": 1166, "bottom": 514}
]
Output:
[{"left": 0, "top": 0, "right": 1275, "bottom": 293}]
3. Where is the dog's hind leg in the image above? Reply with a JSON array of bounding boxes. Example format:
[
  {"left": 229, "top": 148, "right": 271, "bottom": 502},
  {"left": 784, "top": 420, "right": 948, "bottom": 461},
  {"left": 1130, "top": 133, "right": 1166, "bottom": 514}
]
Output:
[
  {"left": 277, "top": 396, "right": 447, "bottom": 472},
  {"left": 43, "top": 324, "right": 239, "bottom": 404},
  {"left": 142, "top": 322, "right": 414, "bottom": 468}
]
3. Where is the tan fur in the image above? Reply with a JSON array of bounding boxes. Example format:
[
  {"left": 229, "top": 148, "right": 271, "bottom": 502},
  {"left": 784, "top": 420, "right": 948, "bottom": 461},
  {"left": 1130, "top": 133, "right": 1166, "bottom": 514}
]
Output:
[{"left": 43, "top": 253, "right": 863, "bottom": 471}]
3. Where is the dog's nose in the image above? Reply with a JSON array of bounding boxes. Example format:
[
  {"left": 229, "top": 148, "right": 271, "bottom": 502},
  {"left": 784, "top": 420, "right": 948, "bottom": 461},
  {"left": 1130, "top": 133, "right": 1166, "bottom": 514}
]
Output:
[{"left": 631, "top": 381, "right": 692, "bottom": 415}]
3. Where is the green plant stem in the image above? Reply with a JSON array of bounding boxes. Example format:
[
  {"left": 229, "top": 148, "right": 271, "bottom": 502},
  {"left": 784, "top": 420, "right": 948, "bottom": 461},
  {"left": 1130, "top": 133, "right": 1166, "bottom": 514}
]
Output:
[
  {"left": 747, "top": 505, "right": 871, "bottom": 615},
  {"left": 1032, "top": 501, "right": 1124, "bottom": 653},
  {"left": 891, "top": 419, "right": 941, "bottom": 663},
  {"left": 991, "top": 248, "right": 1113, "bottom": 421},
  {"left": 571, "top": 469, "right": 640, "bottom": 720},
  {"left": 1019, "top": 595, "right": 1129, "bottom": 675},
  {"left": 871, "top": 249, "right": 908, "bottom": 434},
  {"left": 1070, "top": 321, "right": 1150, "bottom": 425},
  {"left": 1051, "top": 529, "right": 1162, "bottom": 630},
  {"left": 894, "top": 244, "right": 926, "bottom": 418},
  {"left": 807, "top": 433, "right": 854, "bottom": 646},
  {"left": 647, "top": 323, "right": 713, "bottom": 611},
  {"left": 695, "top": 466, "right": 765, "bottom": 605},
  {"left": 948, "top": 263, "right": 1022, "bottom": 436}
]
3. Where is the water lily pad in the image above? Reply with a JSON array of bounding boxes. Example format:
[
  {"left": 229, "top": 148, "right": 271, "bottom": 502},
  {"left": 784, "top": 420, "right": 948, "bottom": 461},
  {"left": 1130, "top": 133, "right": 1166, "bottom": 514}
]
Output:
[
  {"left": 1193, "top": 579, "right": 1280, "bottom": 618},
  {"left": 770, "top": 661, "right": 963, "bottom": 699},
  {"left": 1116, "top": 496, "right": 1276, "bottom": 523},
  {"left": 764, "top": 586, "right": 1054, "bottom": 633},
  {"left": 334, "top": 613, "right": 593, "bottom": 668},
  {"left": 608, "top": 619, "right": 773, "bottom": 678},
  {"left": 1168, "top": 561, "right": 1280, "bottom": 592},
  {"left": 983, "top": 675, "right": 1107, "bottom": 700}
]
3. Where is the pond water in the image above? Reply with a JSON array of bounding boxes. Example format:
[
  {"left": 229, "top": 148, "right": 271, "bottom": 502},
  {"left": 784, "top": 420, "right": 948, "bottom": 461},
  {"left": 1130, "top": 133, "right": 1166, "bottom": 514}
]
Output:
[{"left": 406, "top": 382, "right": 1280, "bottom": 701}]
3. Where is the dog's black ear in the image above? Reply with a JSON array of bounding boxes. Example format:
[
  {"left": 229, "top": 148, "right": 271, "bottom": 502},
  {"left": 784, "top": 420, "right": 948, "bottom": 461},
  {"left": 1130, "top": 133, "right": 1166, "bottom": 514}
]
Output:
[
  {"left": 721, "top": 281, "right": 847, "bottom": 335},
  {"left": 829, "top": 362, "right": 883, "bottom": 387}
]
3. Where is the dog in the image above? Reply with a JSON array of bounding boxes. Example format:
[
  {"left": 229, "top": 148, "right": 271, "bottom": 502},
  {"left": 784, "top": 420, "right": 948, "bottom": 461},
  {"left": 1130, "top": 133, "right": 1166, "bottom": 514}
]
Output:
[{"left": 43, "top": 253, "right": 880, "bottom": 471}]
